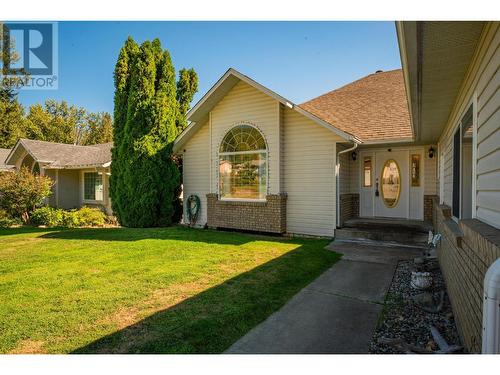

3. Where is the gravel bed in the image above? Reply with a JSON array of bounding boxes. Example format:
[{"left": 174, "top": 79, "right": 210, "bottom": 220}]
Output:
[{"left": 370, "top": 258, "right": 463, "bottom": 354}]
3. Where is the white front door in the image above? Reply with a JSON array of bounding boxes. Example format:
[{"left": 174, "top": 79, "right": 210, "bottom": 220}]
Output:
[
  {"left": 374, "top": 150, "right": 409, "bottom": 218},
  {"left": 359, "top": 148, "right": 425, "bottom": 220}
]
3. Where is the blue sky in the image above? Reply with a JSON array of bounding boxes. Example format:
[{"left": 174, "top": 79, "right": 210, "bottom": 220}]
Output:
[{"left": 18, "top": 21, "right": 401, "bottom": 115}]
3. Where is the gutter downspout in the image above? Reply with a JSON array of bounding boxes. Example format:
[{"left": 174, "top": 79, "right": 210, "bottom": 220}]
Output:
[{"left": 336, "top": 141, "right": 359, "bottom": 229}]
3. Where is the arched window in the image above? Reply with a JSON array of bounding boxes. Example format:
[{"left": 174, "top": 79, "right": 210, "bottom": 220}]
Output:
[{"left": 219, "top": 124, "right": 267, "bottom": 200}]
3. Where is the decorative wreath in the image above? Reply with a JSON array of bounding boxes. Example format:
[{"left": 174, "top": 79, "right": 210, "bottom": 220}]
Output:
[{"left": 186, "top": 194, "right": 201, "bottom": 226}]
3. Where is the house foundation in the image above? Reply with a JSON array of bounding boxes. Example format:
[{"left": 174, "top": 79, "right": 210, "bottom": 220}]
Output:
[
  {"left": 206, "top": 193, "right": 287, "bottom": 234},
  {"left": 339, "top": 193, "right": 359, "bottom": 227}
]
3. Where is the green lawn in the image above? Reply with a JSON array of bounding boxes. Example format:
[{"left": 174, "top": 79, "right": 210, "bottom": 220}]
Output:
[{"left": 0, "top": 226, "right": 340, "bottom": 354}]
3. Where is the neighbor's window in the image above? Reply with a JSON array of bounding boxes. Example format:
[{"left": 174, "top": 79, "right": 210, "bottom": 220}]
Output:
[
  {"left": 219, "top": 125, "right": 267, "bottom": 200},
  {"left": 363, "top": 157, "right": 372, "bottom": 187},
  {"left": 84, "top": 172, "right": 103, "bottom": 201},
  {"left": 411, "top": 154, "right": 420, "bottom": 187}
]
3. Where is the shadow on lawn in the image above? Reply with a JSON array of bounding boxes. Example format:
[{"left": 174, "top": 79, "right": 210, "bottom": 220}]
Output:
[
  {"left": 71, "top": 239, "right": 341, "bottom": 354},
  {"left": 0, "top": 226, "right": 63, "bottom": 236},
  {"left": 38, "top": 225, "right": 265, "bottom": 246}
]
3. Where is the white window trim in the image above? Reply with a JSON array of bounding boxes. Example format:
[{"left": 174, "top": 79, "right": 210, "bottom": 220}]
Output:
[
  {"left": 451, "top": 97, "right": 476, "bottom": 221},
  {"left": 219, "top": 150, "right": 268, "bottom": 156},
  {"left": 439, "top": 142, "right": 444, "bottom": 205},
  {"left": 219, "top": 197, "right": 267, "bottom": 203},
  {"left": 81, "top": 170, "right": 104, "bottom": 204},
  {"left": 471, "top": 92, "right": 478, "bottom": 219}
]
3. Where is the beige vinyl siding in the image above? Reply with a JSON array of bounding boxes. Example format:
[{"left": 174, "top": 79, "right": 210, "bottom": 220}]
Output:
[
  {"left": 59, "top": 169, "right": 80, "bottom": 210},
  {"left": 350, "top": 156, "right": 360, "bottom": 194},
  {"left": 424, "top": 148, "right": 438, "bottom": 195},
  {"left": 283, "top": 108, "right": 342, "bottom": 236},
  {"left": 210, "top": 80, "right": 279, "bottom": 194},
  {"left": 442, "top": 136, "right": 454, "bottom": 206},
  {"left": 182, "top": 121, "right": 210, "bottom": 227},
  {"left": 102, "top": 172, "right": 112, "bottom": 215},
  {"left": 279, "top": 103, "right": 285, "bottom": 191},
  {"left": 476, "top": 26, "right": 500, "bottom": 228},
  {"left": 337, "top": 144, "right": 351, "bottom": 195},
  {"left": 45, "top": 169, "right": 57, "bottom": 207}
]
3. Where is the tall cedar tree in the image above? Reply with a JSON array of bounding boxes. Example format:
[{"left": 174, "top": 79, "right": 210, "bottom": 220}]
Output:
[
  {"left": 172, "top": 68, "right": 199, "bottom": 222},
  {"left": 111, "top": 37, "right": 197, "bottom": 227},
  {"left": 176, "top": 68, "right": 198, "bottom": 132}
]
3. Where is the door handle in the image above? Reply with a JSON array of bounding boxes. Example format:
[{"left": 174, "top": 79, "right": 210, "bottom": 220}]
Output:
[{"left": 375, "top": 178, "right": 379, "bottom": 197}]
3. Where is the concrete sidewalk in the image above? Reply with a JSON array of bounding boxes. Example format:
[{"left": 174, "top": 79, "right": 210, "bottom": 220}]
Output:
[{"left": 226, "top": 240, "right": 421, "bottom": 354}]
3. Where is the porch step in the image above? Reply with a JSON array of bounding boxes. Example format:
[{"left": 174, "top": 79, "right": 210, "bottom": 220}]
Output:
[{"left": 336, "top": 218, "right": 432, "bottom": 246}]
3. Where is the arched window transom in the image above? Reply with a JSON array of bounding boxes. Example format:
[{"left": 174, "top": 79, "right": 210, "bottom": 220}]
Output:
[
  {"left": 219, "top": 125, "right": 267, "bottom": 200},
  {"left": 219, "top": 125, "right": 267, "bottom": 153}
]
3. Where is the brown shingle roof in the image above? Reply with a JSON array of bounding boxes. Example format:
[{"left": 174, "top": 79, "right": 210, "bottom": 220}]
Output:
[
  {"left": 0, "top": 148, "right": 14, "bottom": 171},
  {"left": 300, "top": 69, "right": 412, "bottom": 143},
  {"left": 18, "top": 139, "right": 112, "bottom": 168}
]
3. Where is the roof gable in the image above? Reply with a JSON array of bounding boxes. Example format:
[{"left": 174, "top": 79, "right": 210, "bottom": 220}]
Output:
[
  {"left": 174, "top": 68, "right": 355, "bottom": 152},
  {"left": 300, "top": 69, "right": 413, "bottom": 143}
]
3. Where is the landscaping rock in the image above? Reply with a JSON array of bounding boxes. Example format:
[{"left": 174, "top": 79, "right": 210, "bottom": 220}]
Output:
[{"left": 369, "top": 260, "right": 462, "bottom": 354}]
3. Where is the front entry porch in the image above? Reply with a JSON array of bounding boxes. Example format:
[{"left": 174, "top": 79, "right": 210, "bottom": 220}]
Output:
[
  {"left": 359, "top": 148, "right": 424, "bottom": 220},
  {"left": 336, "top": 217, "right": 432, "bottom": 246},
  {"left": 337, "top": 143, "right": 438, "bottom": 227}
]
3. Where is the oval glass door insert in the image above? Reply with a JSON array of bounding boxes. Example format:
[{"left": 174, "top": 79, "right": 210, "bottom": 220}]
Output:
[{"left": 381, "top": 159, "right": 401, "bottom": 208}]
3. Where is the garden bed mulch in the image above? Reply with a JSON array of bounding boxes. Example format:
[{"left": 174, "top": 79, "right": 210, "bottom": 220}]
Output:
[{"left": 369, "top": 258, "right": 463, "bottom": 354}]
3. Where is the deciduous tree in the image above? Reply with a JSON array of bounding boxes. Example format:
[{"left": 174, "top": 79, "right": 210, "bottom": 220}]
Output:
[
  {"left": 176, "top": 68, "right": 198, "bottom": 132},
  {"left": 0, "top": 167, "right": 53, "bottom": 223},
  {"left": 83, "top": 112, "right": 113, "bottom": 145},
  {"left": 0, "top": 99, "right": 27, "bottom": 148},
  {"left": 25, "top": 100, "right": 87, "bottom": 144}
]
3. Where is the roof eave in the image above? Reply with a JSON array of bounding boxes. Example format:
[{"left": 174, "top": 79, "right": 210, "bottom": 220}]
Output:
[
  {"left": 294, "top": 106, "right": 359, "bottom": 143},
  {"left": 361, "top": 137, "right": 415, "bottom": 145},
  {"left": 43, "top": 163, "right": 110, "bottom": 170},
  {"left": 396, "top": 21, "right": 420, "bottom": 142}
]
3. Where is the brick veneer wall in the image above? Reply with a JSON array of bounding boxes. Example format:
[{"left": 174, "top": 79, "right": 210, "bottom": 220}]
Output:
[
  {"left": 424, "top": 195, "right": 437, "bottom": 222},
  {"left": 433, "top": 197, "right": 500, "bottom": 353},
  {"left": 206, "top": 193, "right": 287, "bottom": 234},
  {"left": 339, "top": 193, "right": 359, "bottom": 227}
]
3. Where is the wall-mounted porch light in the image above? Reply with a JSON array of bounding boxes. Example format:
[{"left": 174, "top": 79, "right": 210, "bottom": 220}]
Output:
[
  {"left": 428, "top": 146, "right": 435, "bottom": 159},
  {"left": 351, "top": 151, "right": 357, "bottom": 161}
]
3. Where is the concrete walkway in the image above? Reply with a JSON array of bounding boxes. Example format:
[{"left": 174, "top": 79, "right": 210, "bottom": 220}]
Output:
[{"left": 226, "top": 239, "right": 422, "bottom": 354}]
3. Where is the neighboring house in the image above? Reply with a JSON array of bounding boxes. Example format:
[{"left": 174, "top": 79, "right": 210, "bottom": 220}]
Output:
[
  {"left": 0, "top": 148, "right": 15, "bottom": 171},
  {"left": 4, "top": 139, "right": 113, "bottom": 214}
]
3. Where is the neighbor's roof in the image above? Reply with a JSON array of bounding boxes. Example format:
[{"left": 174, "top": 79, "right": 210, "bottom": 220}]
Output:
[
  {"left": 0, "top": 148, "right": 14, "bottom": 171},
  {"left": 6, "top": 139, "right": 112, "bottom": 169},
  {"left": 300, "top": 69, "right": 413, "bottom": 143}
]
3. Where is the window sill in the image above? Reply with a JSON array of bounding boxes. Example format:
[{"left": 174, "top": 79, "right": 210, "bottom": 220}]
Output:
[
  {"left": 443, "top": 218, "right": 463, "bottom": 248},
  {"left": 219, "top": 198, "right": 267, "bottom": 203},
  {"left": 214, "top": 197, "right": 268, "bottom": 206}
]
